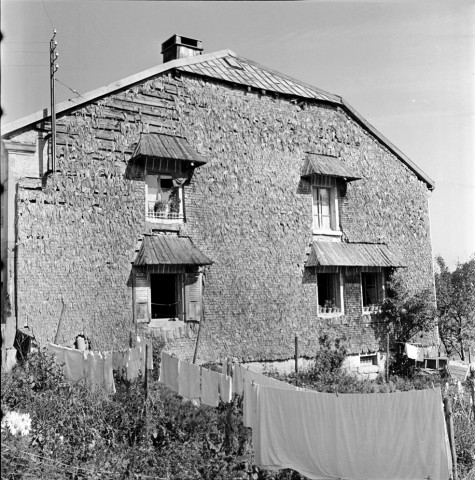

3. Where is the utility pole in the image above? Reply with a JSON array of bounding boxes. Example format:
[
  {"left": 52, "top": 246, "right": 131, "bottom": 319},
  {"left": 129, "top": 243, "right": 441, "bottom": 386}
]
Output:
[{"left": 49, "top": 30, "right": 58, "bottom": 172}]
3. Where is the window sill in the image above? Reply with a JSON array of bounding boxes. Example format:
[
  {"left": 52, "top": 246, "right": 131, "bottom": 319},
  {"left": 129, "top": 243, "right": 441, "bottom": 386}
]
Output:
[
  {"left": 146, "top": 217, "right": 184, "bottom": 225},
  {"left": 318, "top": 312, "right": 344, "bottom": 318},
  {"left": 362, "top": 308, "right": 382, "bottom": 315},
  {"left": 312, "top": 229, "right": 342, "bottom": 237}
]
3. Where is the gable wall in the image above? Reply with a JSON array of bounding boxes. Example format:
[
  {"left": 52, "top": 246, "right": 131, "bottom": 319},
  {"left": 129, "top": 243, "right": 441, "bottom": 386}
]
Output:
[{"left": 7, "top": 72, "right": 434, "bottom": 358}]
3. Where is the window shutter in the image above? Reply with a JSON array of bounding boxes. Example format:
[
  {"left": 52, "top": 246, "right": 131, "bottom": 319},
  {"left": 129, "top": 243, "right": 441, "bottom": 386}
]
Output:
[
  {"left": 134, "top": 272, "right": 150, "bottom": 323},
  {"left": 185, "top": 273, "right": 202, "bottom": 322}
]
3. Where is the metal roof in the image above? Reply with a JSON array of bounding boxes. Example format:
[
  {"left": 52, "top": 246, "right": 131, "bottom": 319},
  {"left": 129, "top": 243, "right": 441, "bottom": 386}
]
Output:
[
  {"left": 177, "top": 55, "right": 340, "bottom": 103},
  {"left": 1, "top": 48, "right": 434, "bottom": 190},
  {"left": 130, "top": 133, "right": 206, "bottom": 165},
  {"left": 301, "top": 153, "right": 360, "bottom": 181},
  {"left": 134, "top": 235, "right": 213, "bottom": 266},
  {"left": 306, "top": 242, "right": 406, "bottom": 268}
]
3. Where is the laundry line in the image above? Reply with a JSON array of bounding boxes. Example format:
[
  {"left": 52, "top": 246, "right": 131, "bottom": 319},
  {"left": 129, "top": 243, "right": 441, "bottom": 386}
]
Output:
[
  {"left": 158, "top": 351, "right": 452, "bottom": 480},
  {"left": 48, "top": 336, "right": 153, "bottom": 392}
]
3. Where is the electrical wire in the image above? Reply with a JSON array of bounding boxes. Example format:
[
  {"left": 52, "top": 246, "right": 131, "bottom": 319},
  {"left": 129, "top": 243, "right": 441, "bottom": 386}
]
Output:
[
  {"left": 55, "top": 78, "right": 86, "bottom": 99},
  {"left": 2, "top": 64, "right": 49, "bottom": 67},
  {"left": 1, "top": 50, "right": 48, "bottom": 53},
  {"left": 41, "top": 0, "right": 55, "bottom": 30}
]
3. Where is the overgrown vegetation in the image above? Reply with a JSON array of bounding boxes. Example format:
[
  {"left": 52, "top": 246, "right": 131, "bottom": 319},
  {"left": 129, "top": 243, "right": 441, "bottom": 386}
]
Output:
[
  {"left": 2, "top": 338, "right": 474, "bottom": 479},
  {"left": 435, "top": 255, "right": 475, "bottom": 361}
]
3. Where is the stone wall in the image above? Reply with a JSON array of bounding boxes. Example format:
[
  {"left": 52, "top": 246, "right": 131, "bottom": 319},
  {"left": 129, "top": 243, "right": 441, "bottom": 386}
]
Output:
[{"left": 7, "top": 71, "right": 435, "bottom": 360}]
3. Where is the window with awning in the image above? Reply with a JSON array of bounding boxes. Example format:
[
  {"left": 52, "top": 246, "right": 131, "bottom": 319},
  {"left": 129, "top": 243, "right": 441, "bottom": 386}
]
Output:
[
  {"left": 132, "top": 235, "right": 212, "bottom": 323},
  {"left": 128, "top": 133, "right": 207, "bottom": 224}
]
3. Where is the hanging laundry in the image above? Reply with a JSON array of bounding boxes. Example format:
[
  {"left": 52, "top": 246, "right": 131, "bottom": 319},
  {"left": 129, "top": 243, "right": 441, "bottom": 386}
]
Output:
[
  {"left": 219, "top": 374, "right": 233, "bottom": 403},
  {"left": 85, "top": 351, "right": 116, "bottom": 393},
  {"left": 200, "top": 368, "right": 221, "bottom": 407},
  {"left": 112, "top": 349, "right": 127, "bottom": 374},
  {"left": 404, "top": 342, "right": 419, "bottom": 360},
  {"left": 178, "top": 361, "right": 201, "bottom": 400},
  {"left": 48, "top": 343, "right": 115, "bottom": 392},
  {"left": 241, "top": 365, "right": 301, "bottom": 428},
  {"left": 232, "top": 362, "right": 245, "bottom": 395},
  {"left": 159, "top": 351, "right": 180, "bottom": 393},
  {"left": 251, "top": 385, "right": 452, "bottom": 480},
  {"left": 48, "top": 343, "right": 86, "bottom": 384}
]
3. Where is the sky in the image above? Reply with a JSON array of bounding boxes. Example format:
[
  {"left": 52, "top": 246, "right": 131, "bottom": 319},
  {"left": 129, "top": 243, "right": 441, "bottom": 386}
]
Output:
[{"left": 1, "top": 0, "right": 474, "bottom": 270}]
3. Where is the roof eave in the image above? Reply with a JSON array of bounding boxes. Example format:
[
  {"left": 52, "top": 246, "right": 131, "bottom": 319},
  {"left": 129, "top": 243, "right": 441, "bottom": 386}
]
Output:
[
  {"left": 341, "top": 100, "right": 435, "bottom": 191},
  {"left": 1, "top": 49, "right": 236, "bottom": 137}
]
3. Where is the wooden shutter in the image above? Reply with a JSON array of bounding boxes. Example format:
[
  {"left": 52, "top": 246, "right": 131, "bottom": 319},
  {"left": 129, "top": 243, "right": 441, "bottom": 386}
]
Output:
[
  {"left": 184, "top": 273, "right": 202, "bottom": 322},
  {"left": 134, "top": 272, "right": 150, "bottom": 323}
]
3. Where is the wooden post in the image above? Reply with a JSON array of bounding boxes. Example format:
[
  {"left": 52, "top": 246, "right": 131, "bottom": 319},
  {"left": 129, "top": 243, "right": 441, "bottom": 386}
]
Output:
[
  {"left": 386, "top": 332, "right": 390, "bottom": 383},
  {"left": 444, "top": 396, "right": 458, "bottom": 480},
  {"left": 294, "top": 335, "right": 299, "bottom": 374},
  {"left": 144, "top": 344, "right": 149, "bottom": 399},
  {"left": 192, "top": 321, "right": 202, "bottom": 365},
  {"left": 53, "top": 297, "right": 66, "bottom": 345}
]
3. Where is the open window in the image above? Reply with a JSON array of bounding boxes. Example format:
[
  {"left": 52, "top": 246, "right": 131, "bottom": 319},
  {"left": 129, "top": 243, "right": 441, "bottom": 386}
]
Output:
[
  {"left": 132, "top": 235, "right": 212, "bottom": 324},
  {"left": 146, "top": 174, "right": 183, "bottom": 222},
  {"left": 361, "top": 271, "right": 385, "bottom": 313},
  {"left": 133, "top": 271, "right": 203, "bottom": 323},
  {"left": 317, "top": 271, "right": 344, "bottom": 315}
]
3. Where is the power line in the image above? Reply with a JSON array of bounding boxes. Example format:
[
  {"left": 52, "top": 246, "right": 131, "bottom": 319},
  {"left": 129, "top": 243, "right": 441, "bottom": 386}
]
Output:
[
  {"left": 41, "top": 0, "right": 55, "bottom": 30},
  {"left": 2, "top": 50, "right": 48, "bottom": 53},
  {"left": 2, "top": 64, "right": 49, "bottom": 67},
  {"left": 3, "top": 41, "right": 49, "bottom": 44},
  {"left": 55, "top": 78, "right": 85, "bottom": 99}
]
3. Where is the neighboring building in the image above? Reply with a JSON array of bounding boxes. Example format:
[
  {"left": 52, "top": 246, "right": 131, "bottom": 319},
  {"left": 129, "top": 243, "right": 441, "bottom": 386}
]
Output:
[{"left": 1, "top": 35, "right": 437, "bottom": 376}]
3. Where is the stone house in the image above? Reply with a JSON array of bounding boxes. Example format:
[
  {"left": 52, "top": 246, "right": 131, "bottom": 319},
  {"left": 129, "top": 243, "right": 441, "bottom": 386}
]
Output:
[{"left": 1, "top": 35, "right": 437, "bottom": 375}]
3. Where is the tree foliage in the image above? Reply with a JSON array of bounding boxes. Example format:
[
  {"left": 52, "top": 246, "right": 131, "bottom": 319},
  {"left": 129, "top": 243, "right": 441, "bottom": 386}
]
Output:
[
  {"left": 380, "top": 276, "right": 436, "bottom": 344},
  {"left": 435, "top": 255, "right": 475, "bottom": 361}
]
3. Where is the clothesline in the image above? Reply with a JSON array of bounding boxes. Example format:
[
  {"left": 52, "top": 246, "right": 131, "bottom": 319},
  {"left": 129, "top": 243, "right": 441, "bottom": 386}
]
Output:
[
  {"left": 48, "top": 337, "right": 153, "bottom": 391},
  {"left": 158, "top": 351, "right": 452, "bottom": 480}
]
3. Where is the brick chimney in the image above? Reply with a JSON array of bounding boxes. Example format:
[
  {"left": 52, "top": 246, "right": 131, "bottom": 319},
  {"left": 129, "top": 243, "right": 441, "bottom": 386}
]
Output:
[{"left": 161, "top": 34, "right": 203, "bottom": 63}]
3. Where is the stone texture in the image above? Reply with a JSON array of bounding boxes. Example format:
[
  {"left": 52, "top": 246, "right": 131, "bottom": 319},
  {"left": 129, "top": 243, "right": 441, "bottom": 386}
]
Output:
[{"left": 5, "top": 71, "right": 435, "bottom": 362}]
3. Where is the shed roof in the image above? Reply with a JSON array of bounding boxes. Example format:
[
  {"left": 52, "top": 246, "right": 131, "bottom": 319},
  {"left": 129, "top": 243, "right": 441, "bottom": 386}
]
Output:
[
  {"left": 134, "top": 235, "right": 213, "bottom": 266},
  {"left": 130, "top": 133, "right": 206, "bottom": 165},
  {"left": 301, "top": 153, "right": 360, "bottom": 181},
  {"left": 306, "top": 242, "right": 405, "bottom": 268},
  {"left": 2, "top": 48, "right": 434, "bottom": 189}
]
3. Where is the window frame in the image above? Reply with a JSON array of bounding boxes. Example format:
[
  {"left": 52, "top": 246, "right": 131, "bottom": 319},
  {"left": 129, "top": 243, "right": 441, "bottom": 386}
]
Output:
[
  {"left": 359, "top": 354, "right": 378, "bottom": 366},
  {"left": 311, "top": 176, "right": 341, "bottom": 236},
  {"left": 145, "top": 173, "right": 184, "bottom": 223},
  {"left": 316, "top": 270, "right": 344, "bottom": 316},
  {"left": 361, "top": 270, "right": 385, "bottom": 314}
]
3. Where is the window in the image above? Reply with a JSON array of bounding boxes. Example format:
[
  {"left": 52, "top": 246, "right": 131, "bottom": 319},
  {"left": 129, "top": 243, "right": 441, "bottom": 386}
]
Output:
[
  {"left": 311, "top": 180, "right": 339, "bottom": 233},
  {"left": 361, "top": 272, "right": 384, "bottom": 313},
  {"left": 133, "top": 270, "right": 203, "bottom": 323},
  {"left": 146, "top": 174, "right": 183, "bottom": 222},
  {"left": 312, "top": 187, "right": 331, "bottom": 230},
  {"left": 317, "top": 272, "right": 343, "bottom": 314},
  {"left": 360, "top": 354, "right": 378, "bottom": 366}
]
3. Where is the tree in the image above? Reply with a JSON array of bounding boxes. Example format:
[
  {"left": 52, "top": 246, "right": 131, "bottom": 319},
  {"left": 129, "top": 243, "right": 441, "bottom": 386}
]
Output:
[
  {"left": 378, "top": 276, "right": 437, "bottom": 375},
  {"left": 380, "top": 276, "right": 436, "bottom": 345},
  {"left": 435, "top": 255, "right": 475, "bottom": 361}
]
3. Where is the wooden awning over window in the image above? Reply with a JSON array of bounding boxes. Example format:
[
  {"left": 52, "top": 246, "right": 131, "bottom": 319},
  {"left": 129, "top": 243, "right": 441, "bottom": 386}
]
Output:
[
  {"left": 301, "top": 153, "right": 360, "bottom": 181},
  {"left": 134, "top": 235, "right": 213, "bottom": 266},
  {"left": 130, "top": 133, "right": 206, "bottom": 166},
  {"left": 306, "top": 242, "right": 405, "bottom": 268}
]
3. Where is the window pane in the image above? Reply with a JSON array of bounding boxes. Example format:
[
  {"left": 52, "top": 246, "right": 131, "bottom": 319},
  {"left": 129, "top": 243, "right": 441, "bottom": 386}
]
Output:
[
  {"left": 313, "top": 187, "right": 333, "bottom": 231},
  {"left": 362, "top": 272, "right": 380, "bottom": 306},
  {"left": 146, "top": 175, "right": 159, "bottom": 202},
  {"left": 317, "top": 273, "right": 340, "bottom": 310}
]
